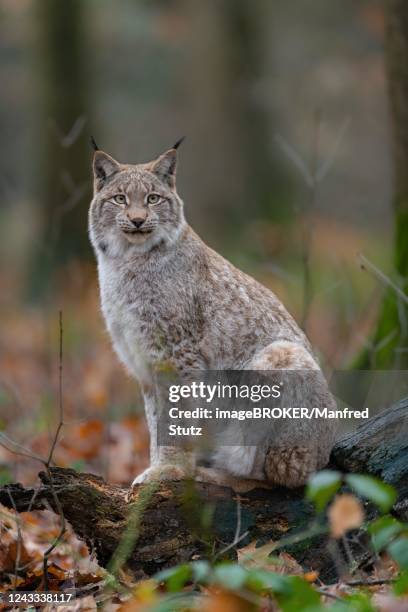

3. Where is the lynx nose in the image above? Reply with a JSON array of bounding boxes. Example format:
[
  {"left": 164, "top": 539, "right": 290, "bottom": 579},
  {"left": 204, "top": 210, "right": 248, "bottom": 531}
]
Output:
[{"left": 130, "top": 218, "right": 145, "bottom": 228}]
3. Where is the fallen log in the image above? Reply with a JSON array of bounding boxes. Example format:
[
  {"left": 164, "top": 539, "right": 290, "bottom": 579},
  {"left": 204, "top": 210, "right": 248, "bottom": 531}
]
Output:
[
  {"left": 0, "top": 399, "right": 407, "bottom": 581},
  {"left": 0, "top": 468, "right": 322, "bottom": 578},
  {"left": 332, "top": 396, "right": 408, "bottom": 501}
]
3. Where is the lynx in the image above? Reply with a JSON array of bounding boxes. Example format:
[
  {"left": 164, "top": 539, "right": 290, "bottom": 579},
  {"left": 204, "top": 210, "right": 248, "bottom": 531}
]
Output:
[{"left": 88, "top": 141, "right": 337, "bottom": 491}]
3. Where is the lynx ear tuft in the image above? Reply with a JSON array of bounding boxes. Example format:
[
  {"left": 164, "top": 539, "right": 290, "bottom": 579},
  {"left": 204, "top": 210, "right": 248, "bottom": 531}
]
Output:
[
  {"left": 172, "top": 136, "right": 185, "bottom": 150},
  {"left": 151, "top": 148, "right": 178, "bottom": 188},
  {"left": 93, "top": 151, "right": 120, "bottom": 185},
  {"left": 90, "top": 135, "right": 99, "bottom": 151}
]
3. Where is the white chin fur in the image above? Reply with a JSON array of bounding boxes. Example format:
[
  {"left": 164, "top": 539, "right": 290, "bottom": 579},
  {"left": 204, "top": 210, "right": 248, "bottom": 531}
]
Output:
[{"left": 123, "top": 231, "right": 154, "bottom": 245}]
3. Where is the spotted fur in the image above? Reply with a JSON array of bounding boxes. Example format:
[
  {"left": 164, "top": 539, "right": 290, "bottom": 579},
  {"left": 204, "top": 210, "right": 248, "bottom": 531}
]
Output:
[{"left": 88, "top": 146, "right": 337, "bottom": 490}]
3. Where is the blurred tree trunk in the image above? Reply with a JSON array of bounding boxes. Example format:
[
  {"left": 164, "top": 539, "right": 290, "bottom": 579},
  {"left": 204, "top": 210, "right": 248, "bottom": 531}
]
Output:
[
  {"left": 184, "top": 0, "right": 291, "bottom": 248},
  {"left": 219, "top": 0, "right": 290, "bottom": 223},
  {"left": 31, "top": 0, "right": 91, "bottom": 296},
  {"left": 362, "top": 0, "right": 408, "bottom": 368}
]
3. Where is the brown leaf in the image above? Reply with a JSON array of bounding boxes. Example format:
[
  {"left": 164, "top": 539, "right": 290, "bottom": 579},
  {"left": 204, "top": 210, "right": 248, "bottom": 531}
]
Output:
[
  {"left": 276, "top": 551, "right": 303, "bottom": 576},
  {"left": 304, "top": 571, "right": 319, "bottom": 583},
  {"left": 202, "top": 589, "right": 254, "bottom": 612},
  {"left": 328, "top": 494, "right": 364, "bottom": 539},
  {"left": 0, "top": 537, "right": 33, "bottom": 573},
  {"left": 237, "top": 540, "right": 276, "bottom": 569}
]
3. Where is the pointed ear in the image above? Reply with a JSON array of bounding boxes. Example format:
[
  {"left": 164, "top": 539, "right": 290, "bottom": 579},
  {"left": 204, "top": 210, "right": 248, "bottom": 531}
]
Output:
[
  {"left": 93, "top": 151, "right": 120, "bottom": 187},
  {"left": 150, "top": 148, "right": 178, "bottom": 188}
]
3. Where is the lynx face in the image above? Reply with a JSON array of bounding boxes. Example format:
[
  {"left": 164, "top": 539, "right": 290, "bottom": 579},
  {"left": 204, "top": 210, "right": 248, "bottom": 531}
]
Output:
[{"left": 89, "top": 147, "right": 185, "bottom": 257}]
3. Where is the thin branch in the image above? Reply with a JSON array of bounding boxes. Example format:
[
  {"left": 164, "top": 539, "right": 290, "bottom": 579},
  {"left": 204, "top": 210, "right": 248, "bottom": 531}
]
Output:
[
  {"left": 316, "top": 117, "right": 351, "bottom": 182},
  {"left": 43, "top": 311, "right": 66, "bottom": 589},
  {"left": 276, "top": 114, "right": 351, "bottom": 335},
  {"left": 42, "top": 466, "right": 66, "bottom": 591},
  {"left": 316, "top": 587, "right": 344, "bottom": 602},
  {"left": 274, "top": 134, "right": 313, "bottom": 186},
  {"left": 0, "top": 312, "right": 67, "bottom": 591},
  {"left": 345, "top": 578, "right": 396, "bottom": 587},
  {"left": 214, "top": 495, "right": 249, "bottom": 560},
  {"left": 7, "top": 490, "right": 23, "bottom": 590},
  {"left": 358, "top": 254, "right": 408, "bottom": 306},
  {"left": 46, "top": 310, "right": 64, "bottom": 467},
  {"left": 0, "top": 433, "right": 44, "bottom": 463},
  {"left": 300, "top": 110, "right": 321, "bottom": 331},
  {"left": 48, "top": 115, "right": 87, "bottom": 148}
]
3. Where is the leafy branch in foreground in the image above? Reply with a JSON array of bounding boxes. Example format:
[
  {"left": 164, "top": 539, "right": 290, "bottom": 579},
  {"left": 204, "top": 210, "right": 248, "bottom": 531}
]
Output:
[{"left": 115, "top": 470, "right": 407, "bottom": 611}]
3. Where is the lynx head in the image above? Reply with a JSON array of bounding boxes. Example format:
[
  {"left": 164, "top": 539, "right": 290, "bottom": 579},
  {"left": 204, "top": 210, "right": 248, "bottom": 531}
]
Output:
[{"left": 89, "top": 141, "right": 185, "bottom": 257}]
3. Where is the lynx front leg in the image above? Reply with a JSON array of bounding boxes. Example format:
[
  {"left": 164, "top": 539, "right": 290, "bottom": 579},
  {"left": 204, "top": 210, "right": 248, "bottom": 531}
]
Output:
[
  {"left": 131, "top": 390, "right": 195, "bottom": 488},
  {"left": 132, "top": 447, "right": 195, "bottom": 485},
  {"left": 143, "top": 392, "right": 159, "bottom": 464}
]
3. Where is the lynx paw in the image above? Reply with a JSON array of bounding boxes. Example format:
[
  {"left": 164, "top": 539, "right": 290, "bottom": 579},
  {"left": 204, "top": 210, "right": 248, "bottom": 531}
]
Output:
[
  {"left": 133, "top": 464, "right": 189, "bottom": 485},
  {"left": 126, "top": 464, "right": 189, "bottom": 501},
  {"left": 264, "top": 446, "right": 317, "bottom": 488}
]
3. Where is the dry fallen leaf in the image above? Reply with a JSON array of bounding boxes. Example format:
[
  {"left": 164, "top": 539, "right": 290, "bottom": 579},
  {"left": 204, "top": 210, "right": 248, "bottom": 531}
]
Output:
[
  {"left": 304, "top": 571, "right": 319, "bottom": 583},
  {"left": 201, "top": 588, "right": 254, "bottom": 612},
  {"left": 276, "top": 551, "right": 303, "bottom": 576},
  {"left": 328, "top": 494, "right": 364, "bottom": 539},
  {"left": 237, "top": 540, "right": 276, "bottom": 569}
]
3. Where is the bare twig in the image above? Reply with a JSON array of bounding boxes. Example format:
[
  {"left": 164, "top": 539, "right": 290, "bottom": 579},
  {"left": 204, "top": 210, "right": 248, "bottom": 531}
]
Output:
[
  {"left": 275, "top": 114, "right": 350, "bottom": 333},
  {"left": 42, "top": 466, "right": 66, "bottom": 590},
  {"left": 300, "top": 110, "right": 321, "bottom": 331},
  {"left": 0, "top": 313, "right": 67, "bottom": 590},
  {"left": 316, "top": 117, "right": 350, "bottom": 182},
  {"left": 48, "top": 115, "right": 87, "bottom": 148},
  {"left": 358, "top": 254, "right": 408, "bottom": 306},
  {"left": 46, "top": 311, "right": 64, "bottom": 467},
  {"left": 345, "top": 578, "right": 395, "bottom": 587},
  {"left": 42, "top": 311, "right": 66, "bottom": 589},
  {"left": 7, "top": 490, "right": 23, "bottom": 590},
  {"left": 316, "top": 587, "right": 344, "bottom": 602},
  {"left": 214, "top": 495, "right": 249, "bottom": 560},
  {"left": 0, "top": 433, "right": 44, "bottom": 463}
]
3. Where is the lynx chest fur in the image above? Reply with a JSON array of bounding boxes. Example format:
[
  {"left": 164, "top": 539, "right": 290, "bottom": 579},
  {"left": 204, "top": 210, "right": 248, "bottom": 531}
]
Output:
[
  {"left": 97, "top": 239, "right": 207, "bottom": 374},
  {"left": 96, "top": 227, "right": 308, "bottom": 377}
]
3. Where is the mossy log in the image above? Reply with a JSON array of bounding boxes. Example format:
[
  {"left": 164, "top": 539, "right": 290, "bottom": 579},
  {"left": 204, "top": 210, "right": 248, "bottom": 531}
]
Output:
[
  {"left": 0, "top": 399, "right": 407, "bottom": 581},
  {"left": 332, "top": 396, "right": 408, "bottom": 499}
]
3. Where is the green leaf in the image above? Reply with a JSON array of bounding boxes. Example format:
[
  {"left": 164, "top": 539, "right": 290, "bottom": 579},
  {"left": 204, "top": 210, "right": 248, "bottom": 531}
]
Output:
[
  {"left": 0, "top": 467, "right": 12, "bottom": 486},
  {"left": 150, "top": 593, "right": 200, "bottom": 612},
  {"left": 213, "top": 563, "right": 248, "bottom": 589},
  {"left": 394, "top": 570, "right": 408, "bottom": 596},
  {"left": 341, "top": 592, "right": 377, "bottom": 612},
  {"left": 306, "top": 470, "right": 342, "bottom": 511},
  {"left": 191, "top": 560, "right": 211, "bottom": 583},
  {"left": 274, "top": 576, "right": 320, "bottom": 612},
  {"left": 368, "top": 515, "right": 404, "bottom": 551},
  {"left": 70, "top": 459, "right": 87, "bottom": 472},
  {"left": 155, "top": 564, "right": 192, "bottom": 592},
  {"left": 246, "top": 569, "right": 293, "bottom": 594},
  {"left": 345, "top": 474, "right": 397, "bottom": 513},
  {"left": 388, "top": 537, "right": 408, "bottom": 569},
  {"left": 247, "top": 572, "right": 320, "bottom": 611}
]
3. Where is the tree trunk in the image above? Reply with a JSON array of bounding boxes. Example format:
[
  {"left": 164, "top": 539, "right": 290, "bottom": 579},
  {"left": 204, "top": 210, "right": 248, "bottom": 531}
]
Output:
[
  {"left": 359, "top": 0, "right": 408, "bottom": 368},
  {"left": 183, "top": 0, "right": 291, "bottom": 246},
  {"left": 30, "top": 0, "right": 92, "bottom": 297}
]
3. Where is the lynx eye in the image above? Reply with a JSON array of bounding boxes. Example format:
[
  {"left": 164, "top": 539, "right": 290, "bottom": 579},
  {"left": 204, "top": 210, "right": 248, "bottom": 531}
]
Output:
[
  {"left": 113, "top": 194, "right": 127, "bottom": 205},
  {"left": 147, "top": 193, "right": 161, "bottom": 205}
]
